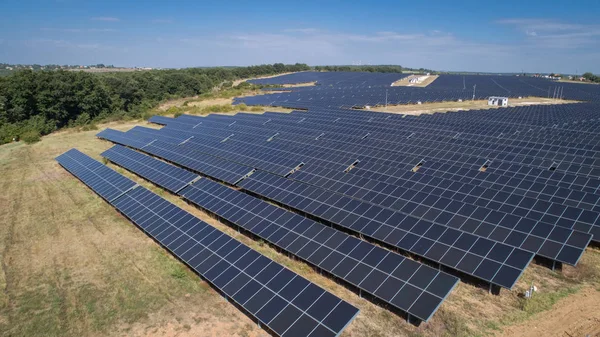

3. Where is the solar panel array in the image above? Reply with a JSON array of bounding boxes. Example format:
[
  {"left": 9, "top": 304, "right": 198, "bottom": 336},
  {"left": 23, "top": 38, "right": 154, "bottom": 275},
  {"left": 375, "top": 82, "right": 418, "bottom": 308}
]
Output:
[
  {"left": 60, "top": 69, "right": 600, "bottom": 333},
  {"left": 99, "top": 107, "right": 590, "bottom": 278},
  {"left": 96, "top": 100, "right": 599, "bottom": 284},
  {"left": 247, "top": 71, "right": 409, "bottom": 87},
  {"left": 100, "top": 143, "right": 460, "bottom": 322},
  {"left": 56, "top": 149, "right": 359, "bottom": 337},
  {"left": 236, "top": 74, "right": 600, "bottom": 108},
  {"left": 96, "top": 127, "right": 535, "bottom": 290}
]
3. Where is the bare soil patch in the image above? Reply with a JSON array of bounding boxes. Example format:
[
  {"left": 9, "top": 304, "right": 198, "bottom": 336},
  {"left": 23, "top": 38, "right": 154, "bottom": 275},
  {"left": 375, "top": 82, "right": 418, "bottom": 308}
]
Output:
[
  {"left": 157, "top": 91, "right": 291, "bottom": 115},
  {"left": 232, "top": 71, "right": 301, "bottom": 87},
  {"left": 558, "top": 79, "right": 599, "bottom": 85},
  {"left": 392, "top": 75, "right": 439, "bottom": 87},
  {"left": 282, "top": 81, "right": 316, "bottom": 88},
  {"left": 365, "top": 97, "right": 580, "bottom": 115},
  {"left": 498, "top": 286, "right": 600, "bottom": 337}
]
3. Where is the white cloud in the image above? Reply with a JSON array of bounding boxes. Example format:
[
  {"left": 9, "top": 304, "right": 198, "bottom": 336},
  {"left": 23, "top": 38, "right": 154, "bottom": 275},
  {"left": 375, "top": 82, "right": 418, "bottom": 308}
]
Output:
[
  {"left": 497, "top": 18, "right": 600, "bottom": 48},
  {"left": 10, "top": 20, "right": 599, "bottom": 73},
  {"left": 91, "top": 17, "right": 120, "bottom": 22},
  {"left": 174, "top": 29, "right": 517, "bottom": 71}
]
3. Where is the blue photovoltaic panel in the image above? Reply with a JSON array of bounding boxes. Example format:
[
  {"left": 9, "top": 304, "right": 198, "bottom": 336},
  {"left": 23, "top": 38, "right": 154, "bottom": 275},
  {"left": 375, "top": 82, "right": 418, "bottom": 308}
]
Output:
[
  {"left": 148, "top": 115, "right": 182, "bottom": 126},
  {"left": 97, "top": 128, "right": 154, "bottom": 149},
  {"left": 98, "top": 129, "right": 254, "bottom": 185},
  {"left": 237, "top": 171, "right": 534, "bottom": 290},
  {"left": 180, "top": 178, "right": 459, "bottom": 322},
  {"left": 101, "top": 145, "right": 199, "bottom": 193},
  {"left": 55, "top": 149, "right": 360, "bottom": 337},
  {"left": 95, "top": 143, "right": 459, "bottom": 321},
  {"left": 98, "top": 125, "right": 533, "bottom": 289},
  {"left": 56, "top": 148, "right": 136, "bottom": 202}
]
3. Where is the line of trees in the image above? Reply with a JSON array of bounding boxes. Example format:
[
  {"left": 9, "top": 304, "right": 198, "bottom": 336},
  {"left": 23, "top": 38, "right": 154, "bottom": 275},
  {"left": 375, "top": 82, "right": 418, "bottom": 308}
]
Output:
[
  {"left": 0, "top": 63, "right": 309, "bottom": 144},
  {"left": 312, "top": 65, "right": 437, "bottom": 74},
  {"left": 313, "top": 65, "right": 405, "bottom": 73}
]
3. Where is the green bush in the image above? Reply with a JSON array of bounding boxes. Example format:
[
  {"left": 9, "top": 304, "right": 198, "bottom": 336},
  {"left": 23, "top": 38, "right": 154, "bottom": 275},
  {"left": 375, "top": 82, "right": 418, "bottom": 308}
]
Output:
[
  {"left": 21, "top": 130, "right": 41, "bottom": 144},
  {"left": 72, "top": 112, "right": 91, "bottom": 127},
  {"left": 0, "top": 123, "right": 21, "bottom": 143},
  {"left": 25, "top": 115, "right": 56, "bottom": 134},
  {"left": 141, "top": 112, "right": 153, "bottom": 120},
  {"left": 173, "top": 111, "right": 183, "bottom": 118}
]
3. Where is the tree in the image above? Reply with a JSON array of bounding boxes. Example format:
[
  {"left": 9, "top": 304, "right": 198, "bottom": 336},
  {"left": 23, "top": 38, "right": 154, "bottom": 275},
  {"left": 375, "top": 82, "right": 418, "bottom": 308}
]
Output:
[
  {"left": 0, "top": 63, "right": 309, "bottom": 145},
  {"left": 582, "top": 72, "right": 599, "bottom": 83}
]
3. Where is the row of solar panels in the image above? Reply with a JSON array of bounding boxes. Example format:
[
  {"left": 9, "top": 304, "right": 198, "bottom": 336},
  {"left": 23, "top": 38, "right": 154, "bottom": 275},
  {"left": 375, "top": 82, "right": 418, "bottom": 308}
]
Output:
[
  {"left": 176, "top": 106, "right": 600, "bottom": 210},
  {"left": 146, "top": 112, "right": 600, "bottom": 247},
  {"left": 56, "top": 149, "right": 360, "bottom": 337},
  {"left": 97, "top": 127, "right": 535, "bottom": 292},
  {"left": 89, "top": 99, "right": 599, "bottom": 329},
  {"left": 100, "top": 144, "right": 459, "bottom": 321},
  {"left": 248, "top": 71, "right": 408, "bottom": 87},
  {"left": 245, "top": 73, "right": 600, "bottom": 104},
  {"left": 148, "top": 110, "right": 594, "bottom": 247}
]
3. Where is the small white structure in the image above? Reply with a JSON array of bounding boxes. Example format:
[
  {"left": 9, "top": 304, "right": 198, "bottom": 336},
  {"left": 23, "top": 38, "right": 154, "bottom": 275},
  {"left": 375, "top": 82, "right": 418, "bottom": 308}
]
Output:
[
  {"left": 409, "top": 75, "right": 430, "bottom": 84},
  {"left": 488, "top": 96, "right": 508, "bottom": 107}
]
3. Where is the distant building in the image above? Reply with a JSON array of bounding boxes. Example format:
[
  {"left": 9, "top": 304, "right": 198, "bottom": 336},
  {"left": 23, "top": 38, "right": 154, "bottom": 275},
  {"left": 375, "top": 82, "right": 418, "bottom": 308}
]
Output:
[{"left": 488, "top": 96, "right": 508, "bottom": 107}]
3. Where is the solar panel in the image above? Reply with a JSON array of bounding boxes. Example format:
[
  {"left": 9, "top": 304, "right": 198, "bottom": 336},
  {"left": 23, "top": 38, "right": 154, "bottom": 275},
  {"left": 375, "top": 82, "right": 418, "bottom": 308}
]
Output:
[
  {"left": 148, "top": 115, "right": 191, "bottom": 127},
  {"left": 101, "top": 145, "right": 199, "bottom": 193},
  {"left": 289, "top": 165, "right": 590, "bottom": 266},
  {"left": 97, "top": 129, "right": 255, "bottom": 184},
  {"left": 97, "top": 128, "right": 154, "bottom": 149},
  {"left": 156, "top": 112, "right": 600, "bottom": 244},
  {"left": 55, "top": 149, "right": 359, "bottom": 337},
  {"left": 97, "top": 128, "right": 534, "bottom": 289},
  {"left": 56, "top": 148, "right": 137, "bottom": 202},
  {"left": 100, "top": 138, "right": 459, "bottom": 322},
  {"left": 237, "top": 171, "right": 534, "bottom": 290},
  {"left": 180, "top": 178, "right": 459, "bottom": 322}
]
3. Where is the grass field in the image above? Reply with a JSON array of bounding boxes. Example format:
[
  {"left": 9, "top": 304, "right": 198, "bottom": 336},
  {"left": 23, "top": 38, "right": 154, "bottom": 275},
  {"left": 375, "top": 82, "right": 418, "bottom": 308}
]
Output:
[{"left": 1, "top": 111, "right": 599, "bottom": 337}]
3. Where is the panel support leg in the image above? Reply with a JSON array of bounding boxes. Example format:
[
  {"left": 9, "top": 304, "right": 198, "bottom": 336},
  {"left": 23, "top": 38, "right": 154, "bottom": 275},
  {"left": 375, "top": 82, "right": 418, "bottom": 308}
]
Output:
[
  {"left": 489, "top": 284, "right": 501, "bottom": 295},
  {"left": 552, "top": 261, "right": 563, "bottom": 272}
]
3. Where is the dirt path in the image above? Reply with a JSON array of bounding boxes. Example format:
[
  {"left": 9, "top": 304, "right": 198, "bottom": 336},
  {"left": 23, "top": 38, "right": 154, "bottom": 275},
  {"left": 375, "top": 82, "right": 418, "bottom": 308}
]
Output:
[{"left": 498, "top": 287, "right": 600, "bottom": 337}]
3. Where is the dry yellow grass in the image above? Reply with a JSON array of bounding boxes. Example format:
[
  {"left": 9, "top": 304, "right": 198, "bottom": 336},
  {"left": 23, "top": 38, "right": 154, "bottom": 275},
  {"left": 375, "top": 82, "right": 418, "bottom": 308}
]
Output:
[
  {"left": 157, "top": 92, "right": 292, "bottom": 115},
  {"left": 282, "top": 82, "right": 316, "bottom": 88},
  {"left": 364, "top": 97, "right": 580, "bottom": 115},
  {"left": 558, "top": 79, "right": 599, "bottom": 85},
  {"left": 0, "top": 112, "right": 598, "bottom": 337},
  {"left": 392, "top": 75, "right": 439, "bottom": 87}
]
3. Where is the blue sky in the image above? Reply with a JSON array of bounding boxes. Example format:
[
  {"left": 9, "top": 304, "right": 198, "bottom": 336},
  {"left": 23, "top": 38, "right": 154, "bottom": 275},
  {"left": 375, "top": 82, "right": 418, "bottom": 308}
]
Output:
[{"left": 1, "top": 0, "right": 599, "bottom": 73}]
